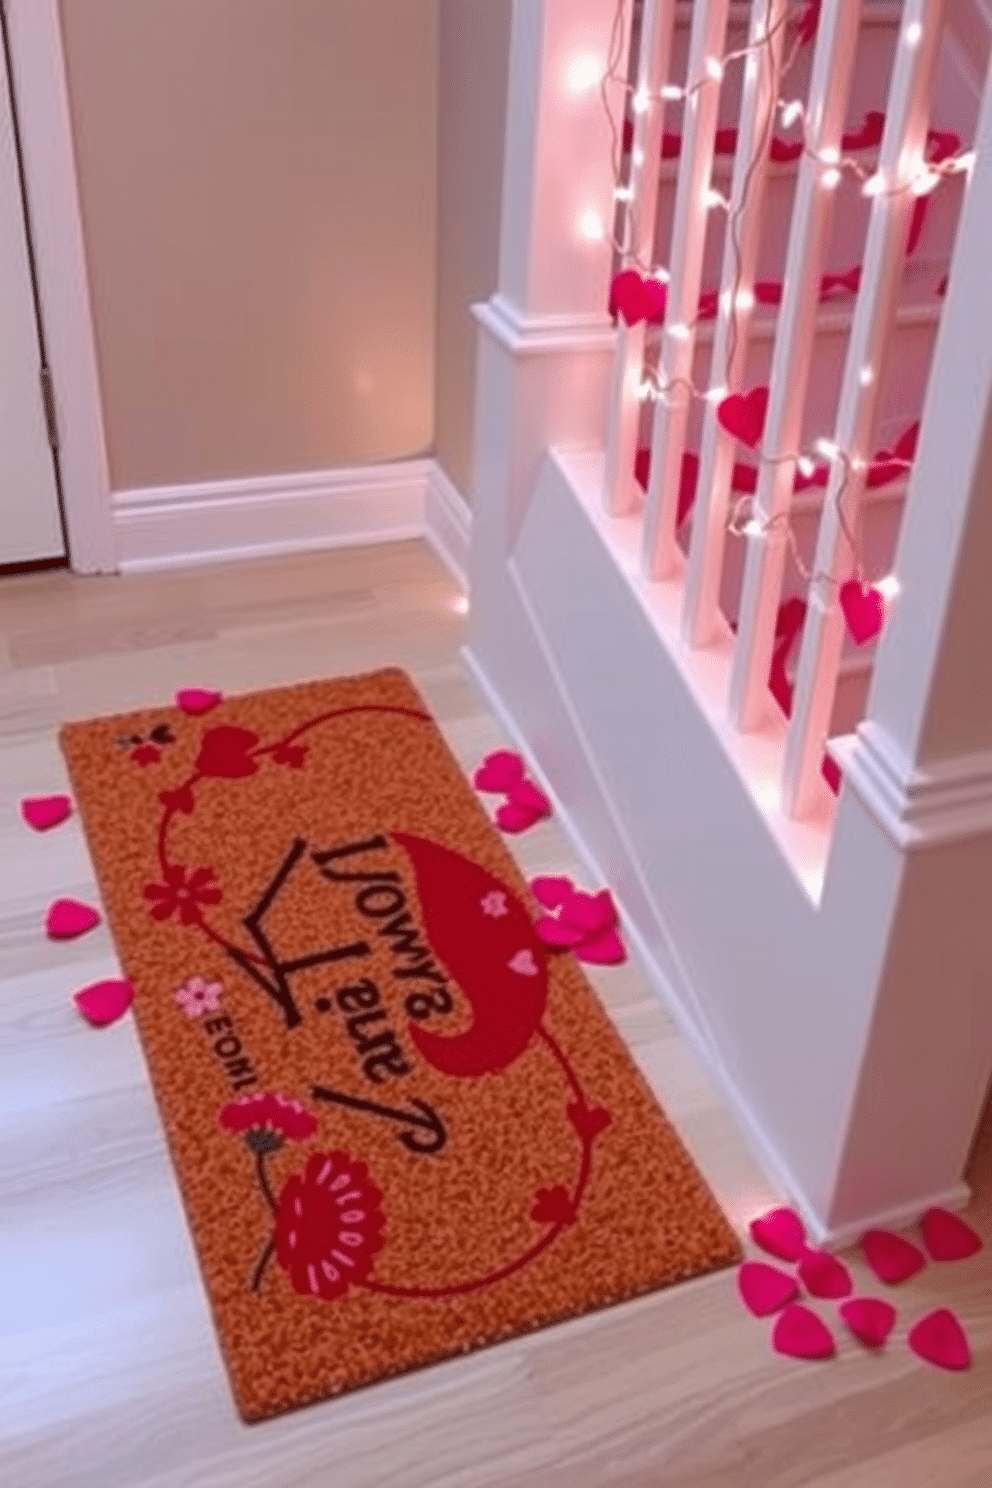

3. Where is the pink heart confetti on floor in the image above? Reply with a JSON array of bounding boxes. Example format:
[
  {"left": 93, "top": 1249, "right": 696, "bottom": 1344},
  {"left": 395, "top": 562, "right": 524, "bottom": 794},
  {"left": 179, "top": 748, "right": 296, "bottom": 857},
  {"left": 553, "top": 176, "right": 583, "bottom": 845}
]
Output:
[
  {"left": 860, "top": 1228, "right": 927, "bottom": 1284},
  {"left": 175, "top": 687, "right": 223, "bottom": 715},
  {"left": 737, "top": 1261, "right": 799, "bottom": 1317},
  {"left": 750, "top": 1207, "right": 807, "bottom": 1262},
  {"left": 495, "top": 799, "right": 545, "bottom": 832},
  {"left": 73, "top": 979, "right": 134, "bottom": 1027},
  {"left": 46, "top": 898, "right": 102, "bottom": 939},
  {"left": 21, "top": 794, "right": 73, "bottom": 831},
  {"left": 797, "top": 1249, "right": 854, "bottom": 1300},
  {"left": 839, "top": 1298, "right": 897, "bottom": 1348},
  {"left": 908, "top": 1308, "right": 971, "bottom": 1371},
  {"left": 920, "top": 1208, "right": 983, "bottom": 1262},
  {"left": 574, "top": 927, "right": 626, "bottom": 965},
  {"left": 473, "top": 750, "right": 525, "bottom": 792},
  {"left": 530, "top": 875, "right": 574, "bottom": 909},
  {"left": 772, "top": 1304, "right": 836, "bottom": 1361}
]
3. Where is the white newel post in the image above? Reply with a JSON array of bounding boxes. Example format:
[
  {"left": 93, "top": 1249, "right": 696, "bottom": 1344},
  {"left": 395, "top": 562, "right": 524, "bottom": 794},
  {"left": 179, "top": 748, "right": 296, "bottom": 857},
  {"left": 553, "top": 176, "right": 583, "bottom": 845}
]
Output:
[
  {"left": 815, "top": 50, "right": 992, "bottom": 1232},
  {"left": 467, "top": 0, "right": 619, "bottom": 686}
]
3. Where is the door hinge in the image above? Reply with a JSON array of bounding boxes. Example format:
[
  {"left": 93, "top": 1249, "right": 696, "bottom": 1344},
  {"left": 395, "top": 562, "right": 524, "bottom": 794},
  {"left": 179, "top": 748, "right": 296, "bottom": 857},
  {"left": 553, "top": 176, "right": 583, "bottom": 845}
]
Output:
[{"left": 39, "top": 364, "right": 59, "bottom": 453}]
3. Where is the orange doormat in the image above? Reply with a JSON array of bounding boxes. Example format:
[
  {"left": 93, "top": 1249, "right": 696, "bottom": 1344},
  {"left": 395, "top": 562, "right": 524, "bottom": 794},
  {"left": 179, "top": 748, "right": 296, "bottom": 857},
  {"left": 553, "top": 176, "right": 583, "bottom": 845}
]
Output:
[{"left": 60, "top": 668, "right": 741, "bottom": 1422}]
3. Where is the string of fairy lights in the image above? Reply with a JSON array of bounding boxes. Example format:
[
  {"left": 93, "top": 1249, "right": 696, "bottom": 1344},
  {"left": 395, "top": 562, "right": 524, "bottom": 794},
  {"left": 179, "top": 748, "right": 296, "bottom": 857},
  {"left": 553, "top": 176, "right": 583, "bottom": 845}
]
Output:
[{"left": 575, "top": 0, "right": 976, "bottom": 621}]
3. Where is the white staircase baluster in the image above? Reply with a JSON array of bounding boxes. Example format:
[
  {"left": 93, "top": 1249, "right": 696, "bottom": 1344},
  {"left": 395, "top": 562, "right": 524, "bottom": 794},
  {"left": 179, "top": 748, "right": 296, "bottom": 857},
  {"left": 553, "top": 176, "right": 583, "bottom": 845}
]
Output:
[
  {"left": 641, "top": 0, "right": 731, "bottom": 578},
  {"left": 603, "top": 0, "right": 678, "bottom": 516},
  {"left": 682, "top": 0, "right": 790, "bottom": 648},
  {"left": 725, "top": 1, "right": 863, "bottom": 708},
  {"left": 782, "top": 0, "right": 948, "bottom": 818}
]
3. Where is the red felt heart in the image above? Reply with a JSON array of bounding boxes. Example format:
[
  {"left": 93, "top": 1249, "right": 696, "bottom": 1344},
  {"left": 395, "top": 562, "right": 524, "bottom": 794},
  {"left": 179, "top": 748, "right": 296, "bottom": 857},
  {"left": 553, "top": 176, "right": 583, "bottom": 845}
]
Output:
[
  {"left": 507, "top": 778, "right": 551, "bottom": 818},
  {"left": 473, "top": 750, "right": 525, "bottom": 793},
  {"left": 772, "top": 1303, "right": 836, "bottom": 1360},
  {"left": 610, "top": 269, "right": 667, "bottom": 327},
  {"left": 798, "top": 1248, "right": 853, "bottom": 1299},
  {"left": 575, "top": 927, "right": 627, "bottom": 965},
  {"left": 908, "top": 1308, "right": 971, "bottom": 1371},
  {"left": 494, "top": 800, "right": 543, "bottom": 833},
  {"left": 531, "top": 875, "right": 574, "bottom": 910},
  {"left": 74, "top": 978, "right": 134, "bottom": 1026},
  {"left": 737, "top": 1261, "right": 799, "bottom": 1317},
  {"left": 860, "top": 1228, "right": 927, "bottom": 1285},
  {"left": 718, "top": 386, "right": 769, "bottom": 449},
  {"left": 530, "top": 1184, "right": 577, "bottom": 1226},
  {"left": 175, "top": 687, "right": 222, "bottom": 715},
  {"left": 750, "top": 1207, "right": 807, "bottom": 1262},
  {"left": 839, "top": 580, "right": 885, "bottom": 645},
  {"left": 46, "top": 898, "right": 102, "bottom": 939},
  {"left": 194, "top": 724, "right": 260, "bottom": 779},
  {"left": 920, "top": 1208, "right": 983, "bottom": 1262},
  {"left": 21, "top": 794, "right": 73, "bottom": 831},
  {"left": 567, "top": 1101, "right": 612, "bottom": 1141},
  {"left": 839, "top": 1297, "right": 897, "bottom": 1348}
]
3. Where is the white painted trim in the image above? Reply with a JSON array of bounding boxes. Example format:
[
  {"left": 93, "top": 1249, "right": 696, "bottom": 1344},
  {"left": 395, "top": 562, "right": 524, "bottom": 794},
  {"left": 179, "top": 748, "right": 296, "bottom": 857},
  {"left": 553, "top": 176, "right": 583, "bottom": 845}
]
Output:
[
  {"left": 112, "top": 460, "right": 433, "bottom": 574},
  {"left": 473, "top": 293, "right": 617, "bottom": 356},
  {"left": 5, "top": 0, "right": 115, "bottom": 573},
  {"left": 830, "top": 720, "right": 992, "bottom": 849},
  {"left": 424, "top": 461, "right": 471, "bottom": 593}
]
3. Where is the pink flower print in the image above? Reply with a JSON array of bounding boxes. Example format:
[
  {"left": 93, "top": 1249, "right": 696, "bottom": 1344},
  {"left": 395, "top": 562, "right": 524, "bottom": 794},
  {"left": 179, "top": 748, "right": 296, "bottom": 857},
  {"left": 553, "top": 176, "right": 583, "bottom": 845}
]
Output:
[
  {"left": 175, "top": 974, "right": 223, "bottom": 1018},
  {"left": 481, "top": 890, "right": 508, "bottom": 917}
]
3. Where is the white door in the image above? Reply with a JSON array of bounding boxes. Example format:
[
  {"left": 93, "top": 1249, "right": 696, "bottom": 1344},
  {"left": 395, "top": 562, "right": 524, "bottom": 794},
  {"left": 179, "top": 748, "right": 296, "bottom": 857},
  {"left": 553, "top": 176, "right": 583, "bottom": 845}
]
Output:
[{"left": 1, "top": 28, "right": 64, "bottom": 567}]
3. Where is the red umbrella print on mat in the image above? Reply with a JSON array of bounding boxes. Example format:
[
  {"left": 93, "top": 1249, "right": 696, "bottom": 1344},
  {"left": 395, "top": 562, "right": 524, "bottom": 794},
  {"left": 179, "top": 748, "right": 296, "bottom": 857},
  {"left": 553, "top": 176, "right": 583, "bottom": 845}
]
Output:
[{"left": 391, "top": 831, "right": 549, "bottom": 1078}]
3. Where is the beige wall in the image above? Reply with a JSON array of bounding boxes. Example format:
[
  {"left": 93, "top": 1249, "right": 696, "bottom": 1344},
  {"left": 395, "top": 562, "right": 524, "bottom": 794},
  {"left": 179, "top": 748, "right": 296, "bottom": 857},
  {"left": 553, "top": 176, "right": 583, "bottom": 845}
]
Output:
[
  {"left": 58, "top": 0, "right": 438, "bottom": 489},
  {"left": 434, "top": 0, "right": 512, "bottom": 500}
]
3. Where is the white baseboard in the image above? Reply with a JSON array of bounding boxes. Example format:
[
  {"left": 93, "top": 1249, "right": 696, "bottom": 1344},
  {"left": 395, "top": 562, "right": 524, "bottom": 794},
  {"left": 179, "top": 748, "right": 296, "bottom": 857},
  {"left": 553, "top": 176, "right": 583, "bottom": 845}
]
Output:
[{"left": 112, "top": 458, "right": 472, "bottom": 588}]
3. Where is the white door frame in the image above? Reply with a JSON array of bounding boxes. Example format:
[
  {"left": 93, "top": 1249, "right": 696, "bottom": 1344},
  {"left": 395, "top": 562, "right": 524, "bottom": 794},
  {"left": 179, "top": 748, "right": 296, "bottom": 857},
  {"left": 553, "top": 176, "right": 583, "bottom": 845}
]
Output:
[{"left": 4, "top": 0, "right": 115, "bottom": 572}]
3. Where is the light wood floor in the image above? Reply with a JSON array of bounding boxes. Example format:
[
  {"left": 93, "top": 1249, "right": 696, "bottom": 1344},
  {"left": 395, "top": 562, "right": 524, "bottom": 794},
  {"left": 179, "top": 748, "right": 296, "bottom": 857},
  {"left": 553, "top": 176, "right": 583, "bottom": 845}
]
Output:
[{"left": 2, "top": 540, "right": 990, "bottom": 1488}]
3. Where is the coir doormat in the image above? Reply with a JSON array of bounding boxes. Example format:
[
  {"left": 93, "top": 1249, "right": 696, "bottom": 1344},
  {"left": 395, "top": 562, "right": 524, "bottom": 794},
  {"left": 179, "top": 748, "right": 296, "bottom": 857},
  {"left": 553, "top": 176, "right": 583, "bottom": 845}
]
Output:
[{"left": 60, "top": 668, "right": 741, "bottom": 1422}]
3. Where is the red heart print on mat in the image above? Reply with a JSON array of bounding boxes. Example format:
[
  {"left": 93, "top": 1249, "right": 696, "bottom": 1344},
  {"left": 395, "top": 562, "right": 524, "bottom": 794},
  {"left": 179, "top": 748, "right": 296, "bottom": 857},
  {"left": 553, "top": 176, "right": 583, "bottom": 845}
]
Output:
[
  {"left": 920, "top": 1207, "right": 983, "bottom": 1262},
  {"left": 797, "top": 1248, "right": 853, "bottom": 1299},
  {"left": 772, "top": 1304, "right": 836, "bottom": 1360},
  {"left": 908, "top": 1308, "right": 971, "bottom": 1371},
  {"left": 175, "top": 687, "right": 223, "bottom": 715},
  {"left": 567, "top": 1101, "right": 612, "bottom": 1141},
  {"left": 74, "top": 979, "right": 134, "bottom": 1026},
  {"left": 194, "top": 725, "right": 261, "bottom": 779},
  {"left": 737, "top": 1261, "right": 799, "bottom": 1317},
  {"left": 473, "top": 750, "right": 525, "bottom": 793},
  {"left": 718, "top": 386, "right": 769, "bottom": 449},
  {"left": 530, "top": 1185, "right": 577, "bottom": 1225},
  {"left": 46, "top": 898, "right": 101, "bottom": 939},
  {"left": 860, "top": 1228, "right": 927, "bottom": 1284},
  {"left": 21, "top": 794, "right": 73, "bottom": 831},
  {"left": 839, "top": 580, "right": 885, "bottom": 645},
  {"left": 750, "top": 1207, "right": 807, "bottom": 1262},
  {"left": 839, "top": 1297, "right": 897, "bottom": 1348}
]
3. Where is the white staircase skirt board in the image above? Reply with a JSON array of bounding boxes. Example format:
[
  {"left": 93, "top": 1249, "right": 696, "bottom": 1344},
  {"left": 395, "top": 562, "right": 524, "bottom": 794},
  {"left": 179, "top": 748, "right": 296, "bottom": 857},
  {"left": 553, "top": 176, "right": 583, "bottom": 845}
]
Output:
[{"left": 112, "top": 458, "right": 471, "bottom": 584}]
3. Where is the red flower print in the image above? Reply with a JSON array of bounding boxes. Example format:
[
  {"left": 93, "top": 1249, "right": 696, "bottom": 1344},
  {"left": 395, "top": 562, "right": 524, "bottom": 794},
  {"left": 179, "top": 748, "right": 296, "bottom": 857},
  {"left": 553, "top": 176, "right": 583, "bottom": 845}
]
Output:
[
  {"left": 143, "top": 863, "right": 222, "bottom": 924},
  {"left": 272, "top": 741, "right": 308, "bottom": 768},
  {"left": 194, "top": 724, "right": 260, "bottom": 779},
  {"left": 219, "top": 1091, "right": 318, "bottom": 1150},
  {"left": 274, "top": 1150, "right": 386, "bottom": 1301},
  {"left": 131, "top": 743, "right": 161, "bottom": 767}
]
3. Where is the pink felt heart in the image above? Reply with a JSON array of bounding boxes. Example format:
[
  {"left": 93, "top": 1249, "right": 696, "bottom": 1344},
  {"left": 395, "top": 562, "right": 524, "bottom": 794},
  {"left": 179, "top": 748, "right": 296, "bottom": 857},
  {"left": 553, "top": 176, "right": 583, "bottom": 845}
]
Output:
[
  {"left": 507, "top": 778, "right": 551, "bottom": 817},
  {"left": 74, "top": 978, "right": 134, "bottom": 1026},
  {"left": 908, "top": 1308, "right": 971, "bottom": 1371},
  {"left": 839, "top": 1297, "right": 897, "bottom": 1348},
  {"left": 798, "top": 1249, "right": 853, "bottom": 1299},
  {"left": 718, "top": 386, "right": 769, "bottom": 449},
  {"left": 531, "top": 875, "right": 574, "bottom": 910},
  {"left": 737, "top": 1261, "right": 799, "bottom": 1317},
  {"left": 839, "top": 580, "right": 885, "bottom": 645},
  {"left": 561, "top": 888, "right": 617, "bottom": 937},
  {"left": 46, "top": 898, "right": 102, "bottom": 939},
  {"left": 575, "top": 927, "right": 627, "bottom": 965},
  {"left": 772, "top": 1303, "right": 836, "bottom": 1360},
  {"left": 21, "top": 794, "right": 73, "bottom": 831},
  {"left": 920, "top": 1208, "right": 983, "bottom": 1262},
  {"left": 495, "top": 800, "right": 543, "bottom": 833},
  {"left": 473, "top": 750, "right": 525, "bottom": 793},
  {"left": 175, "top": 687, "right": 222, "bottom": 715},
  {"left": 750, "top": 1207, "right": 807, "bottom": 1262},
  {"left": 860, "top": 1228, "right": 927, "bottom": 1285},
  {"left": 534, "top": 914, "right": 587, "bottom": 948}
]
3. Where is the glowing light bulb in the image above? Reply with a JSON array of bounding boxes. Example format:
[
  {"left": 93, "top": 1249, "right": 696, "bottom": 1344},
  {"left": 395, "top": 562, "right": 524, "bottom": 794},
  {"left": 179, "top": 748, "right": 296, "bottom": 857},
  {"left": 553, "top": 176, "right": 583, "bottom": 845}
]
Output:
[
  {"left": 661, "top": 84, "right": 683, "bottom": 101},
  {"left": 821, "top": 168, "right": 842, "bottom": 189},
  {"left": 668, "top": 323, "right": 691, "bottom": 340},
  {"left": 797, "top": 456, "right": 815, "bottom": 478},
  {"left": 614, "top": 185, "right": 634, "bottom": 202},
  {"left": 743, "top": 519, "right": 764, "bottom": 538},
  {"left": 952, "top": 150, "right": 977, "bottom": 173},
  {"left": 705, "top": 57, "right": 724, "bottom": 82},
  {"left": 652, "top": 266, "right": 670, "bottom": 283},
  {"left": 632, "top": 88, "right": 650, "bottom": 114},
  {"left": 637, "top": 380, "right": 656, "bottom": 401},
  {"left": 859, "top": 366, "right": 874, "bottom": 386},
  {"left": 905, "top": 20, "right": 923, "bottom": 46},
  {"left": 862, "top": 172, "right": 886, "bottom": 197},
  {"left": 815, "top": 437, "right": 839, "bottom": 459},
  {"left": 911, "top": 168, "right": 941, "bottom": 196},
  {"left": 780, "top": 100, "right": 803, "bottom": 128},
  {"left": 577, "top": 209, "right": 605, "bottom": 241},
  {"left": 632, "top": 147, "right": 645, "bottom": 167},
  {"left": 704, "top": 187, "right": 728, "bottom": 210},
  {"left": 877, "top": 574, "right": 901, "bottom": 601},
  {"left": 706, "top": 384, "right": 729, "bottom": 402},
  {"left": 565, "top": 54, "right": 604, "bottom": 95},
  {"left": 819, "top": 146, "right": 840, "bottom": 165}
]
